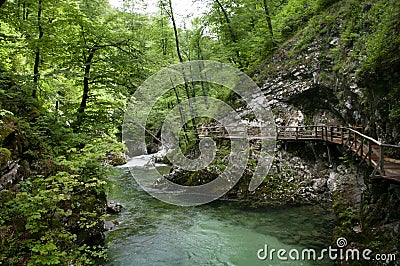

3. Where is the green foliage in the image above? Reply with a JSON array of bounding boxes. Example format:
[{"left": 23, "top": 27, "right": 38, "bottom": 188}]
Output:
[
  {"left": 0, "top": 0, "right": 398, "bottom": 263},
  {"left": 358, "top": 0, "right": 400, "bottom": 78},
  {"left": 203, "top": 0, "right": 277, "bottom": 68},
  {"left": 0, "top": 2, "right": 149, "bottom": 261},
  {"left": 0, "top": 105, "right": 117, "bottom": 265},
  {"left": 1, "top": 170, "right": 107, "bottom": 265},
  {"left": 0, "top": 109, "right": 116, "bottom": 264},
  {"left": 337, "top": 206, "right": 356, "bottom": 227},
  {"left": 338, "top": 153, "right": 352, "bottom": 166},
  {"left": 367, "top": 240, "right": 384, "bottom": 249},
  {"left": 0, "top": 110, "right": 13, "bottom": 118},
  {"left": 389, "top": 109, "right": 400, "bottom": 120}
]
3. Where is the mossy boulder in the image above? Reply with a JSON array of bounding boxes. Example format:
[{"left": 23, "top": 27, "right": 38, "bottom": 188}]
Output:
[
  {"left": 0, "top": 118, "right": 15, "bottom": 143},
  {"left": 0, "top": 148, "right": 11, "bottom": 167},
  {"left": 104, "top": 152, "right": 128, "bottom": 166}
]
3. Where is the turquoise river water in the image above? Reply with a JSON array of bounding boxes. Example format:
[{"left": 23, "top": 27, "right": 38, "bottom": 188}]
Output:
[{"left": 101, "top": 157, "right": 335, "bottom": 266}]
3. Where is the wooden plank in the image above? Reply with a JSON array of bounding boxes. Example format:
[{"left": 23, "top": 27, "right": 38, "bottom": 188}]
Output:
[
  {"left": 383, "top": 164, "right": 400, "bottom": 169},
  {"left": 381, "top": 176, "right": 400, "bottom": 183}
]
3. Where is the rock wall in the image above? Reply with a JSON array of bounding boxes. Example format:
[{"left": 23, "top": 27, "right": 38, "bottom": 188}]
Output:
[
  {"left": 331, "top": 163, "right": 400, "bottom": 264},
  {"left": 254, "top": 0, "right": 400, "bottom": 144}
]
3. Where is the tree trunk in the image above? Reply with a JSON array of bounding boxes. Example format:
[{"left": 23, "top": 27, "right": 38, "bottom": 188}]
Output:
[
  {"left": 76, "top": 49, "right": 95, "bottom": 125},
  {"left": 214, "top": 0, "right": 243, "bottom": 69},
  {"left": 195, "top": 35, "right": 210, "bottom": 107},
  {"left": 32, "top": 0, "right": 43, "bottom": 98},
  {"left": 172, "top": 84, "right": 189, "bottom": 140},
  {"left": 168, "top": 0, "right": 183, "bottom": 63},
  {"left": 23, "top": 2, "right": 29, "bottom": 21},
  {"left": 263, "top": 0, "right": 276, "bottom": 46},
  {"left": 167, "top": 0, "right": 198, "bottom": 138},
  {"left": 215, "top": 0, "right": 235, "bottom": 41},
  {"left": 159, "top": 9, "right": 168, "bottom": 56}
]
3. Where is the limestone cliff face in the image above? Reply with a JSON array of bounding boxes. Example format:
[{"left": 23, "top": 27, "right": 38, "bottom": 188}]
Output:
[{"left": 253, "top": 0, "right": 400, "bottom": 144}]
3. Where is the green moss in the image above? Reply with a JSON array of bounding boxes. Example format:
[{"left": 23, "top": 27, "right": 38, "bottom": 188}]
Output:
[
  {"left": 104, "top": 152, "right": 127, "bottom": 166},
  {"left": 0, "top": 121, "right": 14, "bottom": 143},
  {"left": 0, "top": 147, "right": 11, "bottom": 166}
]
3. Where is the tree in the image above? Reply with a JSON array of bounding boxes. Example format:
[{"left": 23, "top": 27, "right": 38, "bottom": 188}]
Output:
[
  {"left": 213, "top": 0, "right": 243, "bottom": 68},
  {"left": 50, "top": 0, "right": 143, "bottom": 129},
  {"left": 263, "top": 0, "right": 276, "bottom": 46},
  {"left": 159, "top": 0, "right": 199, "bottom": 139},
  {"left": 32, "top": 0, "right": 43, "bottom": 98}
]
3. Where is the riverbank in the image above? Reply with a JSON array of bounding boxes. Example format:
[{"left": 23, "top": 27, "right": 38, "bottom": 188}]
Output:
[
  {"left": 159, "top": 142, "right": 335, "bottom": 207},
  {"left": 102, "top": 165, "right": 335, "bottom": 265}
]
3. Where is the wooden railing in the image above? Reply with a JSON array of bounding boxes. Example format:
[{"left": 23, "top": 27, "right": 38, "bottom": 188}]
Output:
[
  {"left": 277, "top": 126, "right": 400, "bottom": 178},
  {"left": 196, "top": 124, "right": 400, "bottom": 179}
]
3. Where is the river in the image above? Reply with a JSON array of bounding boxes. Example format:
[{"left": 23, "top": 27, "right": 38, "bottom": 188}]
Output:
[{"left": 101, "top": 156, "right": 335, "bottom": 265}]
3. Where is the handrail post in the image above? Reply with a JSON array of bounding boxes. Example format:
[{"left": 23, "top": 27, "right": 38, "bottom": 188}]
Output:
[
  {"left": 296, "top": 127, "right": 298, "bottom": 140},
  {"left": 325, "top": 126, "right": 327, "bottom": 141},
  {"left": 314, "top": 126, "right": 317, "bottom": 139},
  {"left": 360, "top": 137, "right": 363, "bottom": 157},
  {"left": 380, "top": 145, "right": 384, "bottom": 176},
  {"left": 330, "top": 127, "right": 333, "bottom": 142},
  {"left": 348, "top": 129, "right": 351, "bottom": 146},
  {"left": 368, "top": 142, "right": 372, "bottom": 165},
  {"left": 354, "top": 131, "right": 357, "bottom": 150},
  {"left": 341, "top": 127, "right": 344, "bottom": 144},
  {"left": 326, "top": 126, "right": 328, "bottom": 141},
  {"left": 321, "top": 127, "right": 324, "bottom": 140},
  {"left": 276, "top": 126, "right": 279, "bottom": 140},
  {"left": 328, "top": 126, "right": 330, "bottom": 141}
]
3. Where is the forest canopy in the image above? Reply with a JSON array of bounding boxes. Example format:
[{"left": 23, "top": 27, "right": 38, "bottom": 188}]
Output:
[{"left": 0, "top": 0, "right": 399, "bottom": 264}]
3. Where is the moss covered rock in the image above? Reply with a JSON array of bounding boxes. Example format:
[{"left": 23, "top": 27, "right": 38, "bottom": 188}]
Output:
[
  {"left": 0, "top": 118, "right": 15, "bottom": 143},
  {"left": 0, "top": 147, "right": 11, "bottom": 167},
  {"left": 104, "top": 151, "right": 128, "bottom": 166}
]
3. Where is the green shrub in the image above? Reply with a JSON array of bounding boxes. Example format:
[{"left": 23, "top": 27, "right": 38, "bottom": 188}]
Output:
[{"left": 0, "top": 171, "right": 107, "bottom": 265}]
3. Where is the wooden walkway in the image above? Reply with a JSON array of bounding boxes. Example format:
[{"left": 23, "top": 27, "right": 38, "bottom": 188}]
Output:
[
  {"left": 277, "top": 126, "right": 400, "bottom": 183},
  {"left": 197, "top": 125, "right": 400, "bottom": 183}
]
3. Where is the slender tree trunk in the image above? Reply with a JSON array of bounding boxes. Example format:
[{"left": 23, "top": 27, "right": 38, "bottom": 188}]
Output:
[
  {"left": 195, "top": 33, "right": 210, "bottom": 107},
  {"left": 33, "top": 0, "right": 43, "bottom": 98},
  {"left": 168, "top": 0, "right": 183, "bottom": 63},
  {"left": 215, "top": 0, "right": 235, "bottom": 41},
  {"left": 172, "top": 83, "right": 189, "bottom": 141},
  {"left": 17, "top": 0, "right": 20, "bottom": 19},
  {"left": 23, "top": 2, "right": 29, "bottom": 20},
  {"left": 167, "top": 0, "right": 198, "bottom": 138},
  {"left": 214, "top": 0, "right": 243, "bottom": 69},
  {"left": 263, "top": 0, "right": 276, "bottom": 46},
  {"left": 77, "top": 49, "right": 95, "bottom": 125},
  {"left": 159, "top": 9, "right": 168, "bottom": 56}
]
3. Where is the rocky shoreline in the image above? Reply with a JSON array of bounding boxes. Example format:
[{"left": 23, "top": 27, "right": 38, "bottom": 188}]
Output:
[{"left": 158, "top": 141, "right": 352, "bottom": 207}]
